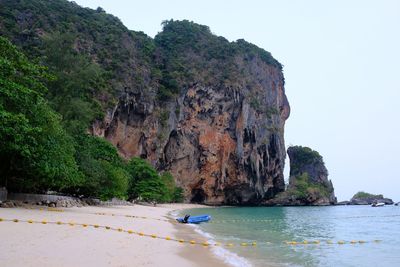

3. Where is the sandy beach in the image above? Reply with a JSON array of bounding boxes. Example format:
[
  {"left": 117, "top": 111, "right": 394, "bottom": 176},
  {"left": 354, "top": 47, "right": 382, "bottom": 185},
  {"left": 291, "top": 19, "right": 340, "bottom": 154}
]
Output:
[{"left": 0, "top": 204, "right": 227, "bottom": 267}]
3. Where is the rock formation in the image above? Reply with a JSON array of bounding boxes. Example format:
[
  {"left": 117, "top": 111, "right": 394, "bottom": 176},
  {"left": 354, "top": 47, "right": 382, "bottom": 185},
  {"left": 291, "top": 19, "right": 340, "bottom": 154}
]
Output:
[
  {"left": 101, "top": 57, "right": 290, "bottom": 205},
  {"left": 0, "top": 1, "right": 290, "bottom": 204},
  {"left": 267, "top": 146, "right": 336, "bottom": 205},
  {"left": 340, "top": 192, "right": 394, "bottom": 205}
]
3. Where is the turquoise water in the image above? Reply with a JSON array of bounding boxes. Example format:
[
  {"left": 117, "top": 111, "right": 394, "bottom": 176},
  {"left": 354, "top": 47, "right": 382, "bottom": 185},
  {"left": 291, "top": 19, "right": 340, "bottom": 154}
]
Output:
[{"left": 181, "top": 206, "right": 400, "bottom": 267}]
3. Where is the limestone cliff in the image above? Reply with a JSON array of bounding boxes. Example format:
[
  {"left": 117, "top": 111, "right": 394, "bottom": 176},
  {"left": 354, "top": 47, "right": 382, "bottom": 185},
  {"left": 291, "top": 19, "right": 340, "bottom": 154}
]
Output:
[
  {"left": 95, "top": 22, "right": 290, "bottom": 204},
  {"left": 0, "top": 1, "right": 290, "bottom": 204},
  {"left": 267, "top": 146, "right": 336, "bottom": 206}
]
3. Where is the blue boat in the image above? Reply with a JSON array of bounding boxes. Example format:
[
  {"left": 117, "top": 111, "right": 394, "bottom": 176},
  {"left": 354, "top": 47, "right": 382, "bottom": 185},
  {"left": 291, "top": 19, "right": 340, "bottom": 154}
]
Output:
[{"left": 176, "top": 214, "right": 211, "bottom": 224}]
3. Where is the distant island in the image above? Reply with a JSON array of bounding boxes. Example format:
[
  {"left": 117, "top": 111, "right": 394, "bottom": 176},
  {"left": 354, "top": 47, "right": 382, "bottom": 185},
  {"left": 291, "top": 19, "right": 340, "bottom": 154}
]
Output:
[{"left": 338, "top": 191, "right": 394, "bottom": 205}]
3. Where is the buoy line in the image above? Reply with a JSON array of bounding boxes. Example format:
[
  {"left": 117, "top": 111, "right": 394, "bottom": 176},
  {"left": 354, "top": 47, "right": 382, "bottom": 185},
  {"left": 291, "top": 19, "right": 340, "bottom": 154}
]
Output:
[{"left": 0, "top": 217, "right": 382, "bottom": 248}]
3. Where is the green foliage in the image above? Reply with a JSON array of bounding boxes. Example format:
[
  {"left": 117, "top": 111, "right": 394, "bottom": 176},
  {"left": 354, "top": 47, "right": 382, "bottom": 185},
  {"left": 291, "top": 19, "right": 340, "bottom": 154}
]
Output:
[
  {"left": 289, "top": 146, "right": 323, "bottom": 174},
  {"left": 160, "top": 172, "right": 184, "bottom": 203},
  {"left": 154, "top": 19, "right": 282, "bottom": 101},
  {"left": 126, "top": 157, "right": 166, "bottom": 202},
  {"left": 0, "top": 1, "right": 284, "bottom": 202},
  {"left": 126, "top": 158, "right": 183, "bottom": 203},
  {"left": 172, "top": 187, "right": 184, "bottom": 203},
  {"left": 352, "top": 191, "right": 383, "bottom": 199},
  {"left": 0, "top": 36, "right": 82, "bottom": 192},
  {"left": 43, "top": 32, "right": 108, "bottom": 135},
  {"left": 287, "top": 172, "right": 329, "bottom": 200},
  {"left": 159, "top": 110, "right": 169, "bottom": 128},
  {"left": 72, "top": 135, "right": 129, "bottom": 200}
]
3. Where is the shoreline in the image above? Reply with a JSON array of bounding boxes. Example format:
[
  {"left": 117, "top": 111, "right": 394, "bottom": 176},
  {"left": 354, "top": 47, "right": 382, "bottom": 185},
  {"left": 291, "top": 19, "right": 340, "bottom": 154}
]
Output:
[
  {"left": 164, "top": 205, "right": 229, "bottom": 267},
  {"left": 0, "top": 203, "right": 228, "bottom": 267}
]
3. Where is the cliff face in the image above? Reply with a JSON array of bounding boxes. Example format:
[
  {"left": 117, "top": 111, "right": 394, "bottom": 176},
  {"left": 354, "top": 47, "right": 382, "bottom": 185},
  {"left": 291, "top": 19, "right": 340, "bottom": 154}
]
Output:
[
  {"left": 0, "top": 0, "right": 290, "bottom": 204},
  {"left": 98, "top": 54, "right": 290, "bottom": 205},
  {"left": 267, "top": 146, "right": 336, "bottom": 206}
]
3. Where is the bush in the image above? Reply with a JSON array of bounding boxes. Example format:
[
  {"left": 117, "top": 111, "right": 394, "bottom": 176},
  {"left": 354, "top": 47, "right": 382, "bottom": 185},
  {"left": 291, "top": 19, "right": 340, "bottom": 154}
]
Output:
[
  {"left": 127, "top": 158, "right": 184, "bottom": 203},
  {"left": 288, "top": 172, "right": 329, "bottom": 200},
  {"left": 160, "top": 172, "right": 184, "bottom": 202},
  {"left": 72, "top": 134, "right": 129, "bottom": 200}
]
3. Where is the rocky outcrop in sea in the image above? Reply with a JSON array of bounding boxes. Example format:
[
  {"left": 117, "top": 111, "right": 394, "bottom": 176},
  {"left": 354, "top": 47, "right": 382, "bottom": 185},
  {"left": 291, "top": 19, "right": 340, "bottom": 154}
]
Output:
[
  {"left": 337, "top": 192, "right": 394, "bottom": 205},
  {"left": 266, "top": 146, "right": 336, "bottom": 206}
]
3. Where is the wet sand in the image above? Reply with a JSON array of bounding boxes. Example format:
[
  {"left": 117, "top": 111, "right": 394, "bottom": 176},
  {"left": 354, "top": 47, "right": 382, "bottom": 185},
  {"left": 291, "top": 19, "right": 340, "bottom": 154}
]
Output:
[{"left": 0, "top": 204, "right": 228, "bottom": 267}]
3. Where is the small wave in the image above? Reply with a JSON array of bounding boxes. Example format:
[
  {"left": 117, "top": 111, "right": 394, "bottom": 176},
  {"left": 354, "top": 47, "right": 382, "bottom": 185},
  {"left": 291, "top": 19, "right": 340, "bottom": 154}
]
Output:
[
  {"left": 191, "top": 225, "right": 253, "bottom": 267},
  {"left": 169, "top": 210, "right": 179, "bottom": 217}
]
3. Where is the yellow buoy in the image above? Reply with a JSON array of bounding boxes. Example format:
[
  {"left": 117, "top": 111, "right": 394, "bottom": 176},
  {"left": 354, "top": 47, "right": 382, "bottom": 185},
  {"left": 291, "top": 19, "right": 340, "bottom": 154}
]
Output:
[
  {"left": 139, "top": 232, "right": 144, "bottom": 236},
  {"left": 178, "top": 239, "right": 184, "bottom": 243},
  {"left": 117, "top": 228, "right": 123, "bottom": 232},
  {"left": 28, "top": 220, "right": 33, "bottom": 224},
  {"left": 13, "top": 219, "right": 18, "bottom": 222},
  {"left": 190, "top": 240, "right": 196, "bottom": 244},
  {"left": 93, "top": 224, "right": 99, "bottom": 228},
  {"left": 151, "top": 234, "right": 157, "bottom": 238},
  {"left": 56, "top": 221, "right": 62, "bottom": 225},
  {"left": 202, "top": 242, "right": 209, "bottom": 247},
  {"left": 127, "top": 230, "right": 134, "bottom": 234},
  {"left": 241, "top": 243, "right": 248, "bottom": 246},
  {"left": 338, "top": 241, "right": 345, "bottom": 245},
  {"left": 252, "top": 242, "right": 257, "bottom": 246},
  {"left": 165, "top": 236, "right": 171, "bottom": 240},
  {"left": 41, "top": 220, "right": 47, "bottom": 224}
]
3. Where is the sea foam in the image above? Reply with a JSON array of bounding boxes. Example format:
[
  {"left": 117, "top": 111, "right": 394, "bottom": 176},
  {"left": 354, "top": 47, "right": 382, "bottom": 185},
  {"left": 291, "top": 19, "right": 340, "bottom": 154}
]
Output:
[{"left": 190, "top": 224, "right": 253, "bottom": 267}]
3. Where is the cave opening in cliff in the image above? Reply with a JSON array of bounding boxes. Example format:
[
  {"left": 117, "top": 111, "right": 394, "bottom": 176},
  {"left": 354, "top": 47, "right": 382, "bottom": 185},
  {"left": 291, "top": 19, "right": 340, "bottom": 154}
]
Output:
[{"left": 191, "top": 189, "right": 206, "bottom": 203}]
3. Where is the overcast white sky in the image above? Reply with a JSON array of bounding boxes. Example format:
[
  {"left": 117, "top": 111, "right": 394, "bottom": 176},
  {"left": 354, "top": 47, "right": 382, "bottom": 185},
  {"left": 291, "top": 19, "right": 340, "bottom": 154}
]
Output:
[{"left": 72, "top": 0, "right": 400, "bottom": 201}]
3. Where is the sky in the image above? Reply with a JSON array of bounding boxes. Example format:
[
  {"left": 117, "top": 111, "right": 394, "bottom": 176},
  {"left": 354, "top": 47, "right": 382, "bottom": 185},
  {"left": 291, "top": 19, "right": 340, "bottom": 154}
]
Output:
[{"left": 71, "top": 0, "right": 400, "bottom": 201}]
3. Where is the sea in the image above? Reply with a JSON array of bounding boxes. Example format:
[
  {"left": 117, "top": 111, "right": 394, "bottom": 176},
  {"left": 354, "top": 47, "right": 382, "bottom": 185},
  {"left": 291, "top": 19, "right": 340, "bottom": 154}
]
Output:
[{"left": 178, "top": 205, "right": 400, "bottom": 267}]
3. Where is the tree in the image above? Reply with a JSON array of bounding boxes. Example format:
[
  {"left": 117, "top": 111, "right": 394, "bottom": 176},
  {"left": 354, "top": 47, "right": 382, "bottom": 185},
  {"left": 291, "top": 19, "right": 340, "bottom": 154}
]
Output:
[
  {"left": 43, "top": 32, "right": 108, "bottom": 135},
  {"left": 160, "top": 172, "right": 184, "bottom": 202},
  {"left": 72, "top": 134, "right": 129, "bottom": 200},
  {"left": 0, "top": 36, "right": 82, "bottom": 192},
  {"left": 126, "top": 157, "right": 167, "bottom": 202}
]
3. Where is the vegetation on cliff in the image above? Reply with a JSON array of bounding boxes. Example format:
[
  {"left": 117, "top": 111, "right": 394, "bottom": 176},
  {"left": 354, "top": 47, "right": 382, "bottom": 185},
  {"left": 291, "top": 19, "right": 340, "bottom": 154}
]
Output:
[
  {"left": 0, "top": 0, "right": 284, "bottom": 203},
  {"left": 268, "top": 146, "right": 336, "bottom": 205},
  {"left": 154, "top": 19, "right": 282, "bottom": 101},
  {"left": 352, "top": 191, "right": 383, "bottom": 200},
  {"left": 286, "top": 173, "right": 330, "bottom": 199},
  {"left": 288, "top": 145, "right": 323, "bottom": 175},
  {"left": 0, "top": 36, "right": 182, "bottom": 202}
]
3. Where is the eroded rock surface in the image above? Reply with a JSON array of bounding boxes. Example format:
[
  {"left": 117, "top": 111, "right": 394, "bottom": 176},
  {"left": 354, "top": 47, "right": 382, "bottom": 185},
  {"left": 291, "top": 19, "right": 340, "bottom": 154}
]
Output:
[{"left": 102, "top": 78, "right": 289, "bottom": 204}]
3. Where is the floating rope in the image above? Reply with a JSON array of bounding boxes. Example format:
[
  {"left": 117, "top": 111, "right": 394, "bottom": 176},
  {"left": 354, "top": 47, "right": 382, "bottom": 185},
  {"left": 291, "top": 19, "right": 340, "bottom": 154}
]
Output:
[{"left": 0, "top": 217, "right": 382, "bottom": 248}]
